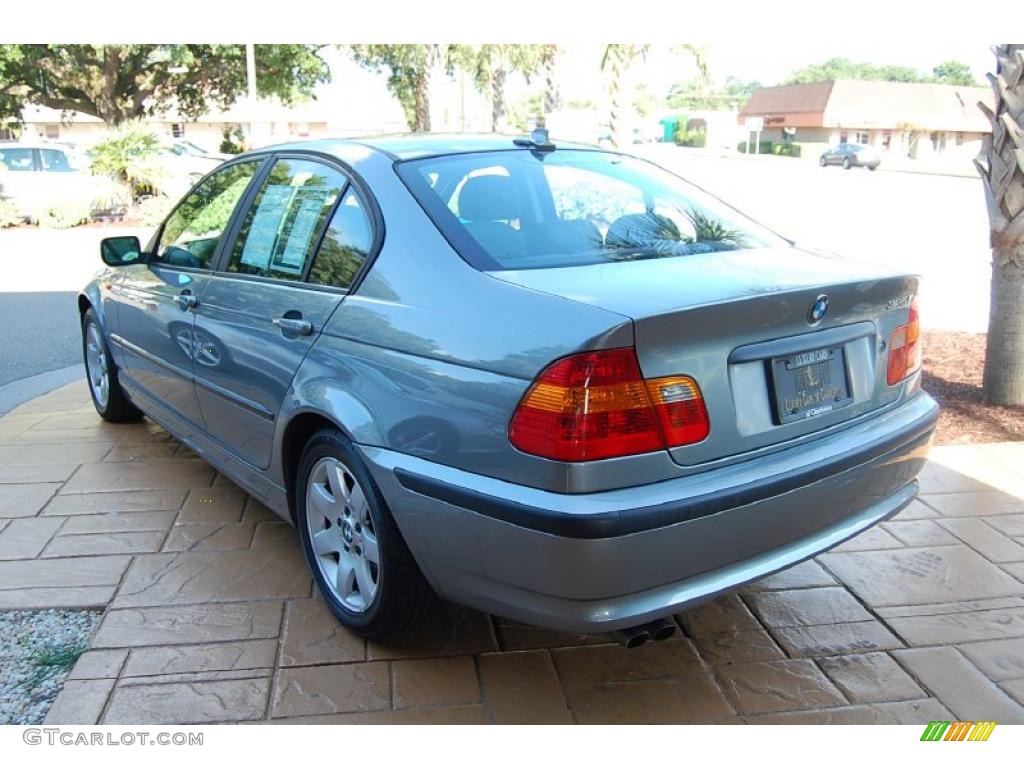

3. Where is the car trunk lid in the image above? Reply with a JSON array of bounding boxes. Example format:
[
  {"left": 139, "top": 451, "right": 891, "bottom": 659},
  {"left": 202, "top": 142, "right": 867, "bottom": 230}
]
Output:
[{"left": 492, "top": 246, "right": 918, "bottom": 465}]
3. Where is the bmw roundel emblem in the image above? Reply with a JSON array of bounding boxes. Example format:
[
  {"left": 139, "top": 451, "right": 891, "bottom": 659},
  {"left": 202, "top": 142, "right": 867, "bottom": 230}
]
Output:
[{"left": 807, "top": 294, "right": 829, "bottom": 324}]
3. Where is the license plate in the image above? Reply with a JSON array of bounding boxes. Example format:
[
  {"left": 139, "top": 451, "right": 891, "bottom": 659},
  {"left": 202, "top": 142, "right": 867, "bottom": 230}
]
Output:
[{"left": 770, "top": 345, "right": 853, "bottom": 424}]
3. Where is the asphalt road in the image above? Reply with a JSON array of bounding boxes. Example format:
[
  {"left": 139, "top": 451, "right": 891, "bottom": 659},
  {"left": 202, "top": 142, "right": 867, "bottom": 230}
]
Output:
[{"left": 0, "top": 291, "right": 83, "bottom": 387}]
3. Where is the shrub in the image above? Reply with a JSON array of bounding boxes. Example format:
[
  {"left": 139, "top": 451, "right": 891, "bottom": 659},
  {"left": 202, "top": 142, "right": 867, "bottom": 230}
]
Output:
[
  {"left": 0, "top": 198, "right": 22, "bottom": 228},
  {"left": 737, "top": 140, "right": 775, "bottom": 154},
  {"left": 135, "top": 195, "right": 175, "bottom": 227},
  {"left": 772, "top": 143, "right": 802, "bottom": 158},
  {"left": 675, "top": 129, "right": 707, "bottom": 148},
  {"left": 38, "top": 200, "right": 91, "bottom": 229},
  {"left": 89, "top": 124, "right": 167, "bottom": 199},
  {"left": 220, "top": 125, "right": 247, "bottom": 155}
]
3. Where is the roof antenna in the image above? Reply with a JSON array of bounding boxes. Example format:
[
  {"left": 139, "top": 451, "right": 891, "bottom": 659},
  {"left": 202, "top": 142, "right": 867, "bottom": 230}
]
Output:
[{"left": 514, "top": 116, "right": 555, "bottom": 152}]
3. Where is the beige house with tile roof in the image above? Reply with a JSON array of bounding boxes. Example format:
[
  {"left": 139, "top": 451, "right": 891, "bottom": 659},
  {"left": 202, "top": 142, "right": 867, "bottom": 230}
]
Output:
[{"left": 739, "top": 80, "right": 993, "bottom": 159}]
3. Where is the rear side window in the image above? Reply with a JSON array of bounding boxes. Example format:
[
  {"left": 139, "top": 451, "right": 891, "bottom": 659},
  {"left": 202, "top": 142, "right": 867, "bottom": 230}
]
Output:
[
  {"left": 156, "top": 160, "right": 263, "bottom": 269},
  {"left": 0, "top": 147, "right": 35, "bottom": 172},
  {"left": 39, "top": 149, "right": 72, "bottom": 172},
  {"left": 227, "top": 158, "right": 346, "bottom": 281},
  {"left": 397, "top": 149, "right": 783, "bottom": 270},
  {"left": 308, "top": 190, "right": 373, "bottom": 289}
]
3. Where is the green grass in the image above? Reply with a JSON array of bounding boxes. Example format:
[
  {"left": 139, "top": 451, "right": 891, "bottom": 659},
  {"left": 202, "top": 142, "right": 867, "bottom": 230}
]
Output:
[{"left": 23, "top": 643, "right": 88, "bottom": 689}]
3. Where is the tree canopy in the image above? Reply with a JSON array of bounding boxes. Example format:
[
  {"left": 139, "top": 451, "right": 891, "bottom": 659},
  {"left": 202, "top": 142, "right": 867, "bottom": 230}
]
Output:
[
  {"left": 0, "top": 44, "right": 331, "bottom": 126},
  {"left": 784, "top": 57, "right": 980, "bottom": 86}
]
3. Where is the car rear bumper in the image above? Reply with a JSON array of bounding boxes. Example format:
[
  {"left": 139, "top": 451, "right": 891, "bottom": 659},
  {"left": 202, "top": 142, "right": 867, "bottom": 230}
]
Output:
[{"left": 359, "top": 391, "right": 938, "bottom": 632}]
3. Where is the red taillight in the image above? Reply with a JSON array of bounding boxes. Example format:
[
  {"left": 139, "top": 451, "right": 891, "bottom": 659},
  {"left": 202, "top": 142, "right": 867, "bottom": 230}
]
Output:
[
  {"left": 887, "top": 298, "right": 922, "bottom": 386},
  {"left": 509, "top": 347, "right": 709, "bottom": 462}
]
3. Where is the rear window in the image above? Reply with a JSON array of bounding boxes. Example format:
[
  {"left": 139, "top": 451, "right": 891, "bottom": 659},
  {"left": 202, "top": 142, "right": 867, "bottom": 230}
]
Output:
[{"left": 396, "top": 149, "right": 782, "bottom": 270}]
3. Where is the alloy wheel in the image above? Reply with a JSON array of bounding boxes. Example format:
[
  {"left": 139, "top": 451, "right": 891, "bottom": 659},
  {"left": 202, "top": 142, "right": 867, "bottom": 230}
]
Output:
[
  {"left": 85, "top": 322, "right": 110, "bottom": 409},
  {"left": 305, "top": 456, "right": 381, "bottom": 613}
]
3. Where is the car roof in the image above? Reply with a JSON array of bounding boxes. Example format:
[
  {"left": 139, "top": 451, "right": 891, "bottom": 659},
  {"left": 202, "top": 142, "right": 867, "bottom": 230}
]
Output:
[{"left": 246, "top": 133, "right": 600, "bottom": 166}]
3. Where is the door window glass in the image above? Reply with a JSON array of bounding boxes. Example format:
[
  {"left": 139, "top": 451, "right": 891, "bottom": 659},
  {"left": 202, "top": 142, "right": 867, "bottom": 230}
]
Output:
[
  {"left": 39, "top": 149, "right": 72, "bottom": 172},
  {"left": 228, "top": 158, "right": 346, "bottom": 281},
  {"left": 0, "top": 147, "right": 35, "bottom": 171},
  {"left": 308, "top": 190, "right": 374, "bottom": 289},
  {"left": 155, "top": 160, "right": 262, "bottom": 269}
]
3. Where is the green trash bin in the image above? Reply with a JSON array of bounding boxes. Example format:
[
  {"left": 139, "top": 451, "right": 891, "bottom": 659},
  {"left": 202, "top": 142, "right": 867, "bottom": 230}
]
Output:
[{"left": 659, "top": 116, "right": 679, "bottom": 143}]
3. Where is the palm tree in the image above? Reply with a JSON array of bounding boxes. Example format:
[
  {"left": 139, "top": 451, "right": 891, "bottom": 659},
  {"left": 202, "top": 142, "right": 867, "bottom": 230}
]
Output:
[
  {"left": 470, "top": 45, "right": 543, "bottom": 132},
  {"left": 541, "top": 44, "right": 561, "bottom": 117},
  {"left": 601, "top": 44, "right": 708, "bottom": 148},
  {"left": 977, "top": 44, "right": 1024, "bottom": 405}
]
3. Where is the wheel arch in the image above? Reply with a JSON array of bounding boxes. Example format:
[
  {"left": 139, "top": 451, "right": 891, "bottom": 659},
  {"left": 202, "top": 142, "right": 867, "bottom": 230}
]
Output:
[{"left": 279, "top": 410, "right": 353, "bottom": 524}]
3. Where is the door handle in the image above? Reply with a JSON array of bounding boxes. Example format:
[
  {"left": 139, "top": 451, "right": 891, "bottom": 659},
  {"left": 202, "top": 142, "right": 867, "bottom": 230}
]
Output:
[
  {"left": 176, "top": 291, "right": 198, "bottom": 311},
  {"left": 273, "top": 316, "right": 313, "bottom": 336}
]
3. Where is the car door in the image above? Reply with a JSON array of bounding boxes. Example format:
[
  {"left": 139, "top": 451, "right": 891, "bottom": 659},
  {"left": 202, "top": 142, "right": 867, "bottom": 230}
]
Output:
[
  {"left": 192, "top": 155, "right": 374, "bottom": 468},
  {"left": 0, "top": 146, "right": 43, "bottom": 216},
  {"left": 111, "top": 158, "right": 266, "bottom": 437}
]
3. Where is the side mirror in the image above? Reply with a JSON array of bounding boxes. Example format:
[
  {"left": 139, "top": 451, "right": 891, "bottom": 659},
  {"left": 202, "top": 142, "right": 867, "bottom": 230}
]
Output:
[{"left": 100, "top": 236, "right": 145, "bottom": 267}]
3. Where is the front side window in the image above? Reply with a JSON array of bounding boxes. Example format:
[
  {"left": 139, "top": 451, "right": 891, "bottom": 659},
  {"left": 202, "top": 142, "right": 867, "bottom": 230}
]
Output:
[
  {"left": 397, "top": 149, "right": 782, "bottom": 270},
  {"left": 155, "top": 159, "right": 263, "bottom": 269},
  {"left": 39, "top": 149, "right": 72, "bottom": 172},
  {"left": 0, "top": 147, "right": 35, "bottom": 171},
  {"left": 228, "top": 158, "right": 347, "bottom": 281}
]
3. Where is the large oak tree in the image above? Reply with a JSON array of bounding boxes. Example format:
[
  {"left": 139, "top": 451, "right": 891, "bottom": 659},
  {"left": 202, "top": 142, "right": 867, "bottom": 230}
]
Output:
[{"left": 0, "top": 44, "right": 330, "bottom": 126}]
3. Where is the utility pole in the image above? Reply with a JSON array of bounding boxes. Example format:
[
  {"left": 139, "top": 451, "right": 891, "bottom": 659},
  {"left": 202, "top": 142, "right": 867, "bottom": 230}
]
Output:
[{"left": 246, "top": 43, "right": 257, "bottom": 148}]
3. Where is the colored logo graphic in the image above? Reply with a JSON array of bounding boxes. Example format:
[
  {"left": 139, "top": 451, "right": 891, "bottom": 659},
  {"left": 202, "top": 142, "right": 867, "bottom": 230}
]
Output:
[{"left": 920, "top": 721, "right": 996, "bottom": 741}]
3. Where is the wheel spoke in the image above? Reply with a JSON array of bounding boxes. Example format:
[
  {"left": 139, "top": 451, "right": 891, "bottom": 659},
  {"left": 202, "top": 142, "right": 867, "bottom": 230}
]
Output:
[
  {"left": 328, "top": 464, "right": 350, "bottom": 504},
  {"left": 312, "top": 528, "right": 337, "bottom": 557},
  {"left": 349, "top": 482, "right": 368, "bottom": 524},
  {"left": 337, "top": 552, "right": 357, "bottom": 598},
  {"left": 362, "top": 530, "right": 379, "bottom": 566},
  {"left": 354, "top": 557, "right": 375, "bottom": 601},
  {"left": 308, "top": 482, "right": 337, "bottom": 519}
]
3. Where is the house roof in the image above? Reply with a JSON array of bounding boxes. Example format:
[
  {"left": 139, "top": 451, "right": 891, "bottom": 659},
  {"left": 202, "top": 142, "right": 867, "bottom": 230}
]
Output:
[{"left": 740, "top": 80, "right": 993, "bottom": 132}]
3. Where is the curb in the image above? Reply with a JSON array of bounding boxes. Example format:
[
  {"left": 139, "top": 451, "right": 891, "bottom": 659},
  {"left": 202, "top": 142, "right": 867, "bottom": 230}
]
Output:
[{"left": 0, "top": 364, "right": 85, "bottom": 416}]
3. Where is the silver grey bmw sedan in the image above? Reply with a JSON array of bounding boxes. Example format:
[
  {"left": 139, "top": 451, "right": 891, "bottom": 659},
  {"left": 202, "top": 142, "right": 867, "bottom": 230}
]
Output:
[{"left": 80, "top": 132, "right": 938, "bottom": 645}]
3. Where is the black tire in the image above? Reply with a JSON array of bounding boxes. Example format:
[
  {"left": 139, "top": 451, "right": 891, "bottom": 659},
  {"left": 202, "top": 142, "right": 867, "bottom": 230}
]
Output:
[
  {"left": 819, "top": 156, "right": 827, "bottom": 167},
  {"left": 868, "top": 164, "right": 878, "bottom": 172},
  {"left": 295, "top": 428, "right": 438, "bottom": 640},
  {"left": 81, "top": 308, "right": 142, "bottom": 423},
  {"left": 842, "top": 157, "right": 852, "bottom": 170}
]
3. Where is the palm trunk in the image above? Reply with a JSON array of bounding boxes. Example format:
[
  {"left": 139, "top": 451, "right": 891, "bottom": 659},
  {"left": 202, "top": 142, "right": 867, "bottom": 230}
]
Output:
[
  {"left": 607, "top": 48, "right": 624, "bottom": 148},
  {"left": 491, "top": 66, "right": 506, "bottom": 132},
  {"left": 542, "top": 44, "right": 560, "bottom": 116},
  {"left": 978, "top": 44, "right": 1024, "bottom": 405}
]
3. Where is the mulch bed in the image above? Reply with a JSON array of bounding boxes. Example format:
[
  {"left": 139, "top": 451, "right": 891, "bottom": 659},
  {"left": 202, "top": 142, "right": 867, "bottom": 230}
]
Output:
[{"left": 922, "top": 330, "right": 1024, "bottom": 445}]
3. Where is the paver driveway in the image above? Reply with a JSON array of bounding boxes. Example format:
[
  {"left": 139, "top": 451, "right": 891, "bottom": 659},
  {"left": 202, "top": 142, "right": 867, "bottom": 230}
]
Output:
[{"left": 1, "top": 381, "right": 1023, "bottom": 725}]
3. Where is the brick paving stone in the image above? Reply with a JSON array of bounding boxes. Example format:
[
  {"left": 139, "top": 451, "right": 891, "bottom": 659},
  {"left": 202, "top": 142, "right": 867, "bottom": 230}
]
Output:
[
  {"left": 176, "top": 487, "right": 248, "bottom": 525},
  {"left": 0, "top": 482, "right": 61, "bottom": 518},
  {"left": 0, "top": 554, "right": 129, "bottom": 589},
  {"left": 916, "top": 463, "right": 994, "bottom": 494},
  {"left": 871, "top": 698, "right": 956, "bottom": 723},
  {"left": 43, "top": 489, "right": 187, "bottom": 516},
  {"left": 120, "top": 669, "right": 274, "bottom": 687},
  {"left": 60, "top": 510, "right": 176, "bottom": 533},
  {"left": 742, "top": 559, "right": 837, "bottom": 591},
  {"left": 250, "top": 521, "right": 295, "bottom": 549},
  {"left": 569, "top": 678, "right": 733, "bottom": 724},
  {"left": 876, "top": 597, "right": 1024, "bottom": 618},
  {"left": 938, "top": 518, "right": 1024, "bottom": 562},
  {"left": 819, "top": 546, "right": 1024, "bottom": 607},
  {"left": 367, "top": 605, "right": 497, "bottom": 661},
  {"left": 677, "top": 594, "right": 760, "bottom": 635},
  {"left": 816, "top": 652, "right": 925, "bottom": 703},
  {"left": 92, "top": 602, "right": 284, "bottom": 647},
  {"left": 43, "top": 530, "right": 166, "bottom": 558},
  {"left": 770, "top": 620, "right": 903, "bottom": 657},
  {"left": 392, "top": 656, "right": 480, "bottom": 708},
  {"left": 921, "top": 491, "right": 1024, "bottom": 517},
  {"left": 0, "top": 585, "right": 116, "bottom": 609},
  {"left": 123, "top": 639, "right": 278, "bottom": 677},
  {"left": 884, "top": 520, "right": 959, "bottom": 547},
  {"left": 62, "top": 459, "right": 216, "bottom": 493},
  {"left": 742, "top": 706, "right": 887, "bottom": 724},
  {"left": 829, "top": 526, "right": 904, "bottom": 552},
  {"left": 279, "top": 598, "right": 365, "bottom": 666},
  {"left": 103, "top": 443, "right": 181, "bottom": 462},
  {"left": 0, "top": 441, "right": 113, "bottom": 466},
  {"left": 884, "top": 607, "right": 1024, "bottom": 646},
  {"left": 985, "top": 514, "right": 1024, "bottom": 539},
  {"left": 272, "top": 662, "right": 390, "bottom": 718},
  {"left": 693, "top": 629, "right": 787, "bottom": 665},
  {"left": 957, "top": 638, "right": 1024, "bottom": 682},
  {"left": 892, "top": 646, "right": 1024, "bottom": 722},
  {"left": 715, "top": 659, "right": 847, "bottom": 715},
  {"left": 494, "top": 618, "right": 611, "bottom": 651},
  {"left": 746, "top": 587, "right": 872, "bottom": 627},
  {"left": 162, "top": 523, "right": 255, "bottom": 552},
  {"left": 1003, "top": 562, "right": 1024, "bottom": 581},
  {"left": 1002, "top": 679, "right": 1024, "bottom": 707},
  {"left": 552, "top": 638, "right": 717, "bottom": 692},
  {"left": 44, "top": 679, "right": 116, "bottom": 725},
  {"left": 479, "top": 650, "right": 572, "bottom": 724},
  {"left": 0, "top": 516, "right": 64, "bottom": 559},
  {"left": 112, "top": 547, "right": 310, "bottom": 608},
  {"left": 0, "top": 464, "right": 79, "bottom": 483},
  {"left": 268, "top": 704, "right": 490, "bottom": 724},
  {"left": 892, "top": 499, "right": 940, "bottom": 520},
  {"left": 104, "top": 678, "right": 271, "bottom": 724},
  {"left": 68, "top": 649, "right": 129, "bottom": 680}
]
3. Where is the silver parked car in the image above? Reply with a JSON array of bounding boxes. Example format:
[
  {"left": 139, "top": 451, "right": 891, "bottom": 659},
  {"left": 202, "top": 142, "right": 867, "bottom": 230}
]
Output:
[
  {"left": 80, "top": 132, "right": 937, "bottom": 645},
  {"left": 819, "top": 142, "right": 882, "bottom": 170}
]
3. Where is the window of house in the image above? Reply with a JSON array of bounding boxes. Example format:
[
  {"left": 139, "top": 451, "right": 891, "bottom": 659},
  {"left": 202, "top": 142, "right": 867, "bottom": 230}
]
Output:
[
  {"left": 956, "top": 132, "right": 965, "bottom": 146},
  {"left": 856, "top": 132, "right": 870, "bottom": 145},
  {"left": 882, "top": 131, "right": 892, "bottom": 150},
  {"left": 155, "top": 159, "right": 263, "bottom": 269},
  {"left": 43, "top": 124, "right": 59, "bottom": 140},
  {"left": 782, "top": 127, "right": 797, "bottom": 142},
  {"left": 171, "top": 123, "right": 185, "bottom": 138},
  {"left": 839, "top": 131, "right": 849, "bottom": 143},
  {"left": 228, "top": 158, "right": 347, "bottom": 281}
]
